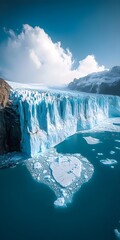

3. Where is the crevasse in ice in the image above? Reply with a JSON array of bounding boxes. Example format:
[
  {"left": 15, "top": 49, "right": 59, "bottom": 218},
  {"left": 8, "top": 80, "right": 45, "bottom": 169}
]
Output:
[{"left": 11, "top": 89, "right": 120, "bottom": 156}]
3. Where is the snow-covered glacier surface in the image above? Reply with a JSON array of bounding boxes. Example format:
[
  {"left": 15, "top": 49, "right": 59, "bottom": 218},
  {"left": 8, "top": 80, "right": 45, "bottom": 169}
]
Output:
[
  {"left": 11, "top": 89, "right": 120, "bottom": 156},
  {"left": 10, "top": 89, "right": 120, "bottom": 206}
]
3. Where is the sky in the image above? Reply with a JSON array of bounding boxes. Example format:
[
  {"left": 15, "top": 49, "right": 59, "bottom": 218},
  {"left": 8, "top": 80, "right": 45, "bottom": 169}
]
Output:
[{"left": 0, "top": 0, "right": 120, "bottom": 86}]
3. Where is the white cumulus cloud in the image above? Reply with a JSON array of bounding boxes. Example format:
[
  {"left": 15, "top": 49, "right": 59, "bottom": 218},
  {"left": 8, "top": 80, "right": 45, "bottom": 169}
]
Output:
[
  {"left": 29, "top": 49, "right": 42, "bottom": 69},
  {"left": 76, "top": 55, "right": 105, "bottom": 77},
  {"left": 0, "top": 24, "right": 106, "bottom": 86}
]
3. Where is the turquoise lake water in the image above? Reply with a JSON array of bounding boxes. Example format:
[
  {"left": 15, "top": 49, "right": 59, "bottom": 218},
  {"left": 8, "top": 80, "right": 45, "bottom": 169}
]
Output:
[{"left": 0, "top": 130, "right": 120, "bottom": 240}]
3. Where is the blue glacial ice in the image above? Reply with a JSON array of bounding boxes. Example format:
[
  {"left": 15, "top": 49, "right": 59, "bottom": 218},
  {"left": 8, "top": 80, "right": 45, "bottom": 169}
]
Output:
[
  {"left": 11, "top": 89, "right": 120, "bottom": 157},
  {"left": 10, "top": 89, "right": 120, "bottom": 206}
]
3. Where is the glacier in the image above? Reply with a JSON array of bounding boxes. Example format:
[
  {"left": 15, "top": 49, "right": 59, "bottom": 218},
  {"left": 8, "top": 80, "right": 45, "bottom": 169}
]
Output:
[
  {"left": 11, "top": 89, "right": 120, "bottom": 157},
  {"left": 9, "top": 89, "right": 120, "bottom": 206}
]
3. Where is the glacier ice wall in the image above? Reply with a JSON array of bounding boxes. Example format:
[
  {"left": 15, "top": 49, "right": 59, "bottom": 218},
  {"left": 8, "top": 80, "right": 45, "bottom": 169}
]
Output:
[{"left": 11, "top": 90, "right": 120, "bottom": 156}]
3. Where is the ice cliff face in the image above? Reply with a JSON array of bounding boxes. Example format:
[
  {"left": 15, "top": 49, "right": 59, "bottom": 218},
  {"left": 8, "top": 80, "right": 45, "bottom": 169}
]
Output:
[
  {"left": 68, "top": 66, "right": 120, "bottom": 96},
  {"left": 11, "top": 89, "right": 120, "bottom": 157}
]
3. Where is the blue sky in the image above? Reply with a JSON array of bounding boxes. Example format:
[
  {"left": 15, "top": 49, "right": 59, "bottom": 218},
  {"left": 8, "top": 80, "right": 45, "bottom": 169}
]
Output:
[
  {"left": 0, "top": 0, "right": 120, "bottom": 85},
  {"left": 0, "top": 0, "right": 120, "bottom": 67}
]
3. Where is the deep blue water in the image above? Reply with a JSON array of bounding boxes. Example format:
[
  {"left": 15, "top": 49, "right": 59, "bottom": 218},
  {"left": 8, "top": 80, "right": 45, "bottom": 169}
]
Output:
[{"left": 0, "top": 130, "right": 120, "bottom": 240}]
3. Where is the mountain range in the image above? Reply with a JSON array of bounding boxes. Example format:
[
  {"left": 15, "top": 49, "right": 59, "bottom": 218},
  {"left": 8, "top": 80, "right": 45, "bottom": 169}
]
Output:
[{"left": 68, "top": 66, "right": 120, "bottom": 96}]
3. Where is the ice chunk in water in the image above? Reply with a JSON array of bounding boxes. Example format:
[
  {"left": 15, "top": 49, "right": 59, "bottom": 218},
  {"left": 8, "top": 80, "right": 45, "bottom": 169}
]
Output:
[
  {"left": 100, "top": 159, "right": 117, "bottom": 165},
  {"left": 83, "top": 136, "right": 101, "bottom": 144},
  {"left": 50, "top": 156, "right": 82, "bottom": 187},
  {"left": 54, "top": 198, "right": 65, "bottom": 207}
]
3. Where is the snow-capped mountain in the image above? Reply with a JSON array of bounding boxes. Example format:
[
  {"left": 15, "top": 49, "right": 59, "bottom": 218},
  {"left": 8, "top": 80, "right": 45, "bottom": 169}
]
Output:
[{"left": 68, "top": 66, "right": 120, "bottom": 96}]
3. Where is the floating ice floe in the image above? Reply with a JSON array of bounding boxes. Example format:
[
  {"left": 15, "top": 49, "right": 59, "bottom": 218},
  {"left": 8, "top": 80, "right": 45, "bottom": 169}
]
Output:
[
  {"left": 34, "top": 162, "right": 42, "bottom": 169},
  {"left": 50, "top": 156, "right": 82, "bottom": 187},
  {"left": 110, "top": 150, "right": 115, "bottom": 155},
  {"left": 115, "top": 147, "right": 120, "bottom": 150},
  {"left": 115, "top": 140, "right": 120, "bottom": 143},
  {"left": 100, "top": 158, "right": 117, "bottom": 165},
  {"left": 25, "top": 148, "right": 94, "bottom": 207},
  {"left": 114, "top": 229, "right": 120, "bottom": 240},
  {"left": 54, "top": 198, "right": 65, "bottom": 207},
  {"left": 83, "top": 136, "right": 101, "bottom": 144}
]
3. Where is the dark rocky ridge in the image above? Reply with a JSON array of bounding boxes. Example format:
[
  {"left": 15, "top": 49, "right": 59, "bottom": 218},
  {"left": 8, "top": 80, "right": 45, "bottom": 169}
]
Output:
[
  {"left": 0, "top": 78, "right": 11, "bottom": 108},
  {"left": 0, "top": 79, "right": 21, "bottom": 154},
  {"left": 68, "top": 66, "right": 120, "bottom": 96}
]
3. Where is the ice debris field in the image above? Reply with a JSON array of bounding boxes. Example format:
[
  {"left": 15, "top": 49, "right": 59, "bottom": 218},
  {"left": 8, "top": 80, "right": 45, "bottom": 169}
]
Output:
[
  {"left": 5, "top": 89, "right": 120, "bottom": 206},
  {"left": 26, "top": 148, "right": 93, "bottom": 207}
]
